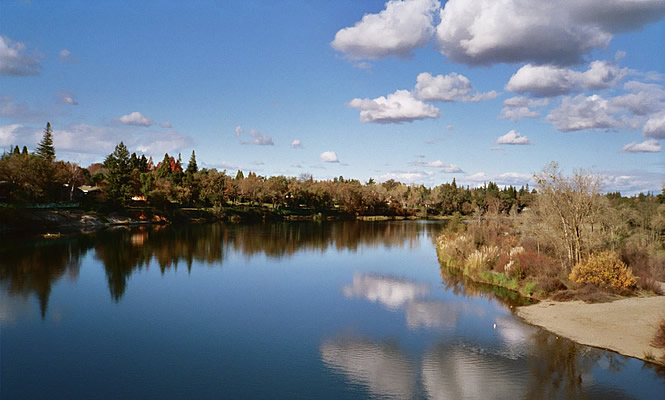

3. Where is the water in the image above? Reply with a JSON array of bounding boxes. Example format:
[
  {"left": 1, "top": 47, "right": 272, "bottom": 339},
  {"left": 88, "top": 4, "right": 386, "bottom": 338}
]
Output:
[{"left": 1, "top": 221, "right": 664, "bottom": 399}]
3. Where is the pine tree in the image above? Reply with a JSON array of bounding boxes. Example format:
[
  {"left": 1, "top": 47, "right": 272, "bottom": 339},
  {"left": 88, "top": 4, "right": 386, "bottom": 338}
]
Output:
[
  {"left": 186, "top": 150, "right": 198, "bottom": 174},
  {"left": 104, "top": 141, "right": 132, "bottom": 206},
  {"left": 22, "top": 146, "right": 28, "bottom": 155},
  {"left": 36, "top": 122, "right": 56, "bottom": 162}
]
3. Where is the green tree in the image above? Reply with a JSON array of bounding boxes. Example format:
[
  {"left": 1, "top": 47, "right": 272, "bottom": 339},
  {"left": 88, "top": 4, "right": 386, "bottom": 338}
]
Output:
[
  {"left": 187, "top": 150, "right": 198, "bottom": 174},
  {"left": 36, "top": 122, "right": 56, "bottom": 162},
  {"left": 104, "top": 142, "right": 132, "bottom": 206}
]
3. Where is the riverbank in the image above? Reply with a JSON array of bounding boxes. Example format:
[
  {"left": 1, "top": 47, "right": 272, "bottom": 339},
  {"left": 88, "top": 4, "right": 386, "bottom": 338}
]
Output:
[
  {"left": 516, "top": 285, "right": 665, "bottom": 365},
  {"left": 0, "top": 205, "right": 448, "bottom": 235}
]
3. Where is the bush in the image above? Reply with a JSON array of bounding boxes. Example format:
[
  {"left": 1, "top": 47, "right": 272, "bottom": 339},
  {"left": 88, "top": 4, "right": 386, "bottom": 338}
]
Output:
[
  {"left": 569, "top": 251, "right": 637, "bottom": 290},
  {"left": 652, "top": 319, "right": 665, "bottom": 349}
]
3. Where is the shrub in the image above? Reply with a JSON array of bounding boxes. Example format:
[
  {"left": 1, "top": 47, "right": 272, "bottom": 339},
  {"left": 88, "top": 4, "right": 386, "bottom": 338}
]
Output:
[{"left": 569, "top": 251, "right": 637, "bottom": 290}]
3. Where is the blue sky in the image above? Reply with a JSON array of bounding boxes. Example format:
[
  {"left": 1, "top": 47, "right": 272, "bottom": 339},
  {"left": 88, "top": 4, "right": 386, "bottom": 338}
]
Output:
[{"left": 1, "top": 0, "right": 664, "bottom": 194}]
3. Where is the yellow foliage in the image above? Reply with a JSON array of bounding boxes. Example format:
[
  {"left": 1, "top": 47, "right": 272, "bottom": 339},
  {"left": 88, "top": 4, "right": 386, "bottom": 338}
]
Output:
[{"left": 569, "top": 251, "right": 637, "bottom": 289}]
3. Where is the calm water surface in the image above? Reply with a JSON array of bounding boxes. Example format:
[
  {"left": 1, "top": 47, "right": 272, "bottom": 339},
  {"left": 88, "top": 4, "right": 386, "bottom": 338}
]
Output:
[{"left": 1, "top": 221, "right": 664, "bottom": 399}]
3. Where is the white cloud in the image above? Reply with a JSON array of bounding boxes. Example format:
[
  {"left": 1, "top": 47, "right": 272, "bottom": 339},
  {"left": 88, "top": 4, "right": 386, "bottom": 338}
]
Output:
[
  {"left": 505, "top": 61, "right": 626, "bottom": 97},
  {"left": 348, "top": 90, "right": 440, "bottom": 124},
  {"left": 41, "top": 123, "right": 194, "bottom": 165},
  {"left": 414, "top": 72, "right": 497, "bottom": 102},
  {"left": 376, "top": 170, "right": 434, "bottom": 183},
  {"left": 499, "top": 96, "right": 549, "bottom": 121},
  {"left": 622, "top": 139, "right": 661, "bottom": 153},
  {"left": 0, "top": 124, "right": 22, "bottom": 147},
  {"left": 435, "top": 0, "right": 665, "bottom": 65},
  {"left": 160, "top": 121, "right": 173, "bottom": 128},
  {"left": 243, "top": 129, "right": 274, "bottom": 146},
  {"left": 58, "top": 48, "right": 77, "bottom": 63},
  {"left": 57, "top": 90, "right": 78, "bottom": 105},
  {"left": 290, "top": 139, "right": 303, "bottom": 149},
  {"left": 320, "top": 151, "right": 339, "bottom": 163},
  {"left": 235, "top": 125, "right": 243, "bottom": 136},
  {"left": 546, "top": 94, "right": 629, "bottom": 132},
  {"left": 118, "top": 111, "right": 154, "bottom": 127},
  {"left": 331, "top": 0, "right": 440, "bottom": 60},
  {"left": 463, "top": 171, "right": 534, "bottom": 187},
  {"left": 611, "top": 81, "right": 665, "bottom": 116},
  {"left": 496, "top": 130, "right": 532, "bottom": 145},
  {"left": 446, "top": 125, "right": 454, "bottom": 131},
  {"left": 643, "top": 112, "right": 665, "bottom": 139},
  {"left": 601, "top": 170, "right": 665, "bottom": 195},
  {"left": 0, "top": 36, "right": 41, "bottom": 76},
  {"left": 409, "top": 159, "right": 463, "bottom": 172}
]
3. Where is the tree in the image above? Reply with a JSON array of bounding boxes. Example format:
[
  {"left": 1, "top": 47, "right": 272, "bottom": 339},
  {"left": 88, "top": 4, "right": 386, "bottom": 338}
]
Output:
[
  {"left": 186, "top": 150, "right": 198, "bottom": 174},
  {"left": 532, "top": 162, "right": 602, "bottom": 268},
  {"left": 36, "top": 122, "right": 56, "bottom": 162},
  {"left": 104, "top": 142, "right": 132, "bottom": 206}
]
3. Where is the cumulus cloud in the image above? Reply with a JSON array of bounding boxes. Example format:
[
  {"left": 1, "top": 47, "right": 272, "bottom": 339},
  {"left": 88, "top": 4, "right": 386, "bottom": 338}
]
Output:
[
  {"left": 643, "top": 112, "right": 665, "bottom": 139},
  {"left": 290, "top": 139, "right": 303, "bottom": 149},
  {"left": 505, "top": 61, "right": 627, "bottom": 97},
  {"left": 496, "top": 130, "right": 532, "bottom": 145},
  {"left": 546, "top": 94, "right": 631, "bottom": 132},
  {"left": 331, "top": 0, "right": 440, "bottom": 60},
  {"left": 57, "top": 90, "right": 78, "bottom": 105},
  {"left": 601, "top": 170, "right": 665, "bottom": 195},
  {"left": 320, "top": 151, "right": 339, "bottom": 163},
  {"left": 414, "top": 72, "right": 497, "bottom": 102},
  {"left": 409, "top": 159, "right": 463, "bottom": 172},
  {"left": 0, "top": 124, "right": 23, "bottom": 147},
  {"left": 160, "top": 121, "right": 173, "bottom": 128},
  {"left": 435, "top": 0, "right": 665, "bottom": 65},
  {"left": 499, "top": 96, "right": 549, "bottom": 121},
  {"left": 0, "top": 36, "right": 41, "bottom": 76},
  {"left": 243, "top": 129, "right": 274, "bottom": 146},
  {"left": 348, "top": 90, "right": 440, "bottom": 124},
  {"left": 622, "top": 139, "right": 661, "bottom": 153},
  {"left": 611, "top": 81, "right": 665, "bottom": 116},
  {"left": 235, "top": 126, "right": 274, "bottom": 145},
  {"left": 118, "top": 111, "right": 154, "bottom": 127}
]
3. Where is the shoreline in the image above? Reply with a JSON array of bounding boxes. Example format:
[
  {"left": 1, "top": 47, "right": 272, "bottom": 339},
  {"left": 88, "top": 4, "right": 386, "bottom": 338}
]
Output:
[{"left": 516, "top": 286, "right": 665, "bottom": 365}]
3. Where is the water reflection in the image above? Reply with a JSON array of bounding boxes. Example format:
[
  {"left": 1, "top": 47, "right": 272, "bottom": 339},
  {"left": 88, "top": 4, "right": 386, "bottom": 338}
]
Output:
[
  {"left": 320, "top": 337, "right": 417, "bottom": 400},
  {"left": 342, "top": 274, "right": 431, "bottom": 310},
  {"left": 0, "top": 221, "right": 442, "bottom": 317}
]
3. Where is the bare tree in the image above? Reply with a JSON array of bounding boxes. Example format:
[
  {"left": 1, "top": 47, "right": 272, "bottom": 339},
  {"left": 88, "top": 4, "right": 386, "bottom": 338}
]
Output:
[{"left": 533, "top": 162, "right": 602, "bottom": 268}]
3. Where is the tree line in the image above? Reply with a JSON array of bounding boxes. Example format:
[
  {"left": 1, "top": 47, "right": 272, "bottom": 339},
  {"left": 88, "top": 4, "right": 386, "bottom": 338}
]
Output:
[{"left": 1, "top": 123, "right": 663, "bottom": 221}]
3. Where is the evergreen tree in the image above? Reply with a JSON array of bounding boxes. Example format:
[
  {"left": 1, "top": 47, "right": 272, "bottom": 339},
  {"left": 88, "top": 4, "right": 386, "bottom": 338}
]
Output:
[
  {"left": 36, "top": 122, "right": 56, "bottom": 162},
  {"left": 186, "top": 150, "right": 198, "bottom": 174},
  {"left": 235, "top": 170, "right": 244, "bottom": 180},
  {"left": 104, "top": 141, "right": 132, "bottom": 206},
  {"left": 13, "top": 146, "right": 20, "bottom": 154},
  {"left": 156, "top": 153, "right": 171, "bottom": 179},
  {"left": 22, "top": 146, "right": 28, "bottom": 155}
]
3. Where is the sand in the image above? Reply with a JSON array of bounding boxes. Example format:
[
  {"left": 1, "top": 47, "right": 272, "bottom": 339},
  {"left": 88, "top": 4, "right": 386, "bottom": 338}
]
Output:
[{"left": 516, "top": 287, "right": 665, "bottom": 364}]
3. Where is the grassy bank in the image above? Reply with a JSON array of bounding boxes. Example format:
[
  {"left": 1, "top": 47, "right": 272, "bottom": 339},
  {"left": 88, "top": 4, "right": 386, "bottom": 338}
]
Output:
[{"left": 435, "top": 214, "right": 664, "bottom": 303}]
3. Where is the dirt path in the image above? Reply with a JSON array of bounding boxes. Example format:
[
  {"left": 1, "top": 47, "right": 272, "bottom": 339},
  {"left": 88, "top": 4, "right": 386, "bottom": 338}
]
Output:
[{"left": 516, "top": 289, "right": 665, "bottom": 364}]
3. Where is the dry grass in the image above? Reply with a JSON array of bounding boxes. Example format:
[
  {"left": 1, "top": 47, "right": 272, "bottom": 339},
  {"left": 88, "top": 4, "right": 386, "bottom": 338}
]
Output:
[{"left": 652, "top": 319, "right": 665, "bottom": 349}]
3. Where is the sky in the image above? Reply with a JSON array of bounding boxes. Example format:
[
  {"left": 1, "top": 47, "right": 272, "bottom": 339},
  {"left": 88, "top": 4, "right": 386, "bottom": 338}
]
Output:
[{"left": 1, "top": 0, "right": 664, "bottom": 195}]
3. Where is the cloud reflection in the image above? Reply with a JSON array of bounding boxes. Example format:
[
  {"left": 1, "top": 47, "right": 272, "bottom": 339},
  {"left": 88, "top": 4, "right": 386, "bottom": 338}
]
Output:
[
  {"left": 342, "top": 273, "right": 430, "bottom": 310},
  {"left": 405, "top": 300, "right": 459, "bottom": 329},
  {"left": 320, "top": 338, "right": 417, "bottom": 400}
]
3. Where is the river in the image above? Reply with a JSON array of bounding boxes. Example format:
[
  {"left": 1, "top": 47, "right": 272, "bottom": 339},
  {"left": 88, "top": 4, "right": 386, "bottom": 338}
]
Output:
[{"left": 1, "top": 221, "right": 664, "bottom": 399}]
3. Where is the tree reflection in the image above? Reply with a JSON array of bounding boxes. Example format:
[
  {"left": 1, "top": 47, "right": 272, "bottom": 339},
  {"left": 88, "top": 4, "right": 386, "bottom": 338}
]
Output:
[
  {"left": 0, "top": 221, "right": 445, "bottom": 314},
  {"left": 0, "top": 236, "right": 93, "bottom": 317}
]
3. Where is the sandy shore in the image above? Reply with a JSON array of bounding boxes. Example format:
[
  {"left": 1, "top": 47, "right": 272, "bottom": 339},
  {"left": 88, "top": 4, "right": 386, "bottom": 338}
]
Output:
[{"left": 516, "top": 288, "right": 665, "bottom": 364}]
